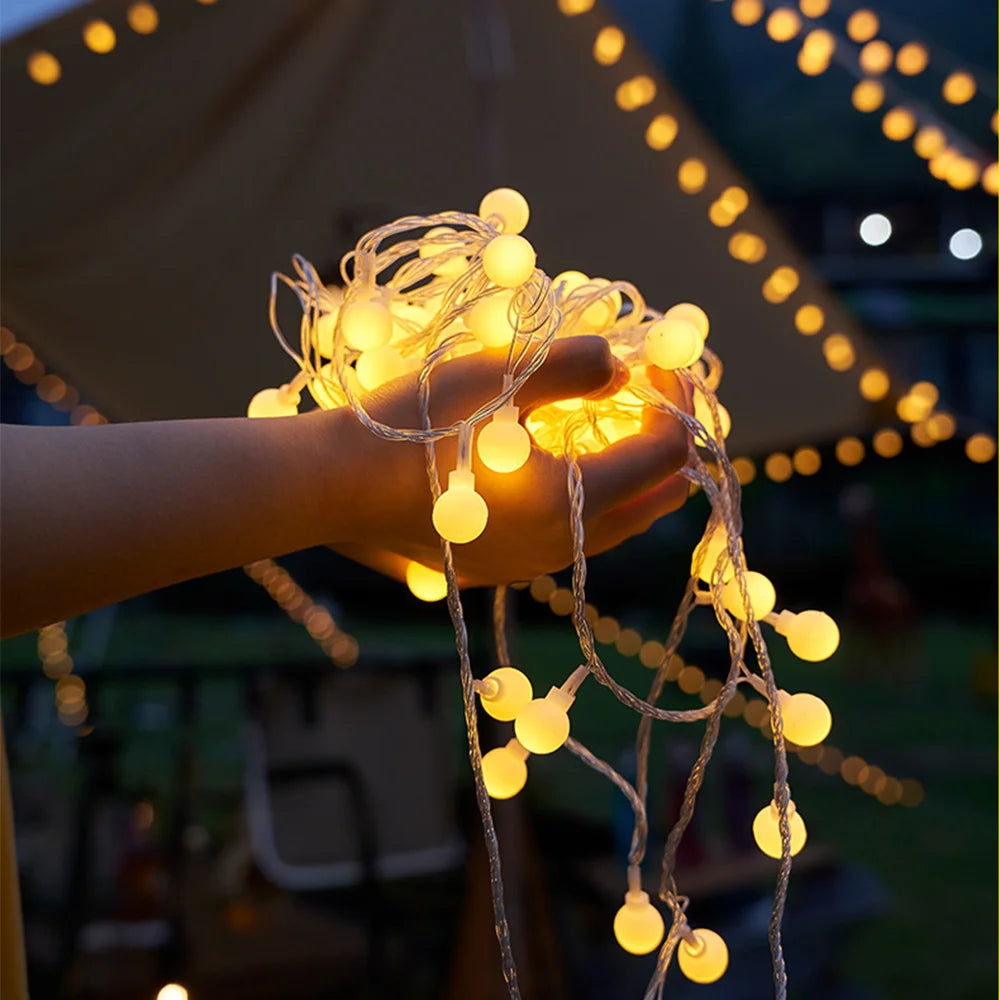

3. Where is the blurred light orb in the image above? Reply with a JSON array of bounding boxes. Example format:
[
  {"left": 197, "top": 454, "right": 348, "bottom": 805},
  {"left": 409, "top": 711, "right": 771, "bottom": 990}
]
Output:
[
  {"left": 859, "top": 213, "right": 891, "bottom": 246},
  {"left": 731, "top": 0, "right": 764, "bottom": 25},
  {"left": 765, "top": 8, "right": 801, "bottom": 42},
  {"left": 851, "top": 79, "right": 884, "bottom": 112},
  {"left": 948, "top": 228, "right": 982, "bottom": 260},
  {"left": 678, "top": 928, "right": 730, "bottom": 984},
  {"left": 846, "top": 9, "right": 879, "bottom": 42},
  {"left": 942, "top": 71, "right": 976, "bottom": 105},
  {"left": 895, "top": 42, "right": 928, "bottom": 75}
]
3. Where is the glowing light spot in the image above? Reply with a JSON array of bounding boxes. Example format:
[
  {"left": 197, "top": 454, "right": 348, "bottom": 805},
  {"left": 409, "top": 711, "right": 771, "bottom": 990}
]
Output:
[
  {"left": 765, "top": 8, "right": 801, "bottom": 42},
  {"left": 127, "top": 2, "right": 159, "bottom": 33},
  {"left": 732, "top": 456, "right": 756, "bottom": 484},
  {"left": 678, "top": 159, "right": 708, "bottom": 194},
  {"left": 982, "top": 163, "right": 998, "bottom": 196},
  {"left": 794, "top": 304, "right": 824, "bottom": 335},
  {"left": 615, "top": 75, "right": 656, "bottom": 111},
  {"left": 27, "top": 51, "right": 61, "bottom": 85},
  {"left": 965, "top": 433, "right": 996, "bottom": 463},
  {"left": 859, "top": 213, "right": 891, "bottom": 246},
  {"left": 925, "top": 412, "right": 956, "bottom": 441},
  {"left": 822, "top": 334, "right": 855, "bottom": 371},
  {"left": 913, "top": 126, "right": 946, "bottom": 159},
  {"left": 859, "top": 40, "right": 893, "bottom": 75},
  {"left": 645, "top": 114, "right": 678, "bottom": 150},
  {"left": 851, "top": 79, "right": 884, "bottom": 113},
  {"left": 798, "top": 0, "right": 829, "bottom": 15},
  {"left": 895, "top": 42, "right": 927, "bottom": 75},
  {"left": 872, "top": 428, "right": 903, "bottom": 458},
  {"left": 846, "top": 9, "right": 879, "bottom": 42},
  {"left": 728, "top": 231, "right": 767, "bottom": 263},
  {"left": 593, "top": 26, "right": 625, "bottom": 65},
  {"left": 945, "top": 158, "right": 980, "bottom": 191},
  {"left": 764, "top": 453, "right": 793, "bottom": 482},
  {"left": 881, "top": 107, "right": 916, "bottom": 141},
  {"left": 731, "top": 0, "right": 764, "bottom": 25},
  {"left": 942, "top": 71, "right": 976, "bottom": 105},
  {"left": 792, "top": 446, "right": 821, "bottom": 475},
  {"left": 83, "top": 20, "right": 117, "bottom": 53},
  {"left": 858, "top": 367, "right": 890, "bottom": 401},
  {"left": 948, "top": 228, "right": 982, "bottom": 260},
  {"left": 558, "top": 0, "right": 594, "bottom": 13},
  {"left": 405, "top": 561, "right": 448, "bottom": 602}
]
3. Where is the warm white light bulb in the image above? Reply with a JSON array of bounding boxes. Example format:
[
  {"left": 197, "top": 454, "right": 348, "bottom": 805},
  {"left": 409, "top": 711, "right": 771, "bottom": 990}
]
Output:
[
  {"left": 479, "top": 188, "right": 530, "bottom": 234},
  {"left": 482, "top": 234, "right": 536, "bottom": 288},
  {"left": 514, "top": 686, "right": 573, "bottom": 754},
  {"left": 469, "top": 291, "right": 518, "bottom": 348},
  {"left": 613, "top": 890, "right": 665, "bottom": 955},
  {"left": 479, "top": 666, "right": 534, "bottom": 721},
  {"left": 693, "top": 391, "right": 732, "bottom": 443},
  {"left": 692, "top": 524, "right": 735, "bottom": 584},
  {"left": 405, "top": 561, "right": 448, "bottom": 602},
  {"left": 678, "top": 928, "right": 729, "bottom": 983},
  {"left": 156, "top": 986, "right": 188, "bottom": 1000},
  {"left": 777, "top": 690, "right": 832, "bottom": 746},
  {"left": 432, "top": 469, "right": 489, "bottom": 544},
  {"left": 774, "top": 609, "right": 840, "bottom": 661},
  {"left": 482, "top": 739, "right": 529, "bottom": 799},
  {"left": 477, "top": 406, "right": 532, "bottom": 472},
  {"left": 341, "top": 299, "right": 393, "bottom": 351},
  {"left": 645, "top": 317, "right": 703, "bottom": 370},
  {"left": 355, "top": 345, "right": 407, "bottom": 391},
  {"left": 722, "top": 571, "right": 777, "bottom": 620},
  {"left": 247, "top": 386, "right": 299, "bottom": 418},
  {"left": 663, "top": 302, "right": 710, "bottom": 340},
  {"left": 551, "top": 269, "right": 590, "bottom": 299},
  {"left": 420, "top": 226, "right": 468, "bottom": 277},
  {"left": 753, "top": 799, "right": 808, "bottom": 858}
]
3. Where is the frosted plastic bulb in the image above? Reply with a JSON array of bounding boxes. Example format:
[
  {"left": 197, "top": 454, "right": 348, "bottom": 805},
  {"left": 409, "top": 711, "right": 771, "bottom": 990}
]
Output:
[
  {"left": 405, "top": 561, "right": 448, "bottom": 602},
  {"left": 356, "top": 345, "right": 407, "bottom": 391},
  {"left": 613, "top": 890, "right": 665, "bottom": 955},
  {"left": 777, "top": 690, "right": 832, "bottom": 746},
  {"left": 753, "top": 800, "right": 808, "bottom": 858},
  {"left": 692, "top": 524, "right": 735, "bottom": 584},
  {"left": 432, "top": 469, "right": 489, "bottom": 544},
  {"left": 156, "top": 987, "right": 188, "bottom": 1000},
  {"left": 314, "top": 309, "right": 339, "bottom": 357},
  {"left": 479, "top": 666, "right": 534, "bottom": 721},
  {"left": 693, "top": 391, "right": 732, "bottom": 441},
  {"left": 309, "top": 362, "right": 350, "bottom": 409},
  {"left": 645, "top": 317, "right": 703, "bottom": 370},
  {"left": 579, "top": 278, "right": 621, "bottom": 331},
  {"left": 247, "top": 387, "right": 299, "bottom": 418},
  {"left": 419, "top": 226, "right": 467, "bottom": 277},
  {"left": 477, "top": 405, "right": 531, "bottom": 472},
  {"left": 482, "top": 234, "right": 536, "bottom": 288},
  {"left": 479, "top": 188, "right": 530, "bottom": 234},
  {"left": 514, "top": 686, "right": 573, "bottom": 754},
  {"left": 777, "top": 609, "right": 840, "bottom": 661},
  {"left": 664, "top": 302, "right": 710, "bottom": 340},
  {"left": 552, "top": 269, "right": 589, "bottom": 298},
  {"left": 482, "top": 740, "right": 529, "bottom": 799},
  {"left": 722, "top": 571, "right": 777, "bottom": 620},
  {"left": 678, "top": 928, "right": 729, "bottom": 983},
  {"left": 469, "top": 291, "right": 517, "bottom": 348},
  {"left": 340, "top": 299, "right": 393, "bottom": 351}
]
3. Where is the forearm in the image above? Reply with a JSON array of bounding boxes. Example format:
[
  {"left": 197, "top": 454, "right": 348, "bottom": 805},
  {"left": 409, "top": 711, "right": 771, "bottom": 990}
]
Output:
[{"left": 0, "top": 412, "right": 358, "bottom": 637}]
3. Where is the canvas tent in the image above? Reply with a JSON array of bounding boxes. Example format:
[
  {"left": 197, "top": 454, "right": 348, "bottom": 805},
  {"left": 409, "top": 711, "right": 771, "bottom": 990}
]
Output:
[{"left": 1, "top": 0, "right": 882, "bottom": 456}]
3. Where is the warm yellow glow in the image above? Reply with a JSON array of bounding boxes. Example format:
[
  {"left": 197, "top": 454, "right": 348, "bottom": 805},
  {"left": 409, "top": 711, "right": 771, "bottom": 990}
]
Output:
[
  {"left": 678, "top": 928, "right": 729, "bottom": 984},
  {"left": 717, "top": 187, "right": 748, "bottom": 215},
  {"left": 614, "top": 891, "right": 665, "bottom": 955},
  {"left": 965, "top": 433, "right": 996, "bottom": 463},
  {"left": 432, "top": 470, "right": 489, "bottom": 543},
  {"left": 909, "top": 381, "right": 938, "bottom": 407},
  {"left": 835, "top": 436, "right": 865, "bottom": 466},
  {"left": 27, "top": 51, "right": 61, "bottom": 85},
  {"left": 482, "top": 741, "right": 528, "bottom": 799},
  {"left": 83, "top": 20, "right": 117, "bottom": 53},
  {"left": 732, "top": 456, "right": 756, "bottom": 484},
  {"left": 895, "top": 41, "right": 928, "bottom": 75},
  {"left": 851, "top": 78, "right": 884, "bottom": 113},
  {"left": 127, "top": 2, "right": 159, "bottom": 34},
  {"left": 156, "top": 985, "right": 188, "bottom": 1000},
  {"left": 692, "top": 524, "right": 735, "bottom": 584},
  {"left": 709, "top": 200, "right": 738, "bottom": 226},
  {"left": 928, "top": 148, "right": 958, "bottom": 180},
  {"left": 247, "top": 387, "right": 298, "bottom": 419},
  {"left": 693, "top": 391, "right": 731, "bottom": 442},
  {"left": 753, "top": 801, "right": 808, "bottom": 858},
  {"left": 479, "top": 667, "right": 533, "bottom": 721},
  {"left": 942, "top": 71, "right": 976, "bottom": 105},
  {"left": 558, "top": 0, "right": 595, "bottom": 15},
  {"left": 645, "top": 114, "right": 678, "bottom": 150},
  {"left": 896, "top": 394, "right": 932, "bottom": 423},
  {"left": 468, "top": 290, "right": 517, "bottom": 348},
  {"left": 731, "top": 0, "right": 764, "bottom": 25},
  {"left": 910, "top": 422, "right": 936, "bottom": 447},
  {"left": 798, "top": 0, "right": 829, "bottom": 14},
  {"left": 419, "top": 227, "right": 467, "bottom": 277},
  {"left": 723, "top": 571, "right": 776, "bottom": 621},
  {"left": 822, "top": 334, "right": 855, "bottom": 371},
  {"left": 479, "top": 188, "right": 529, "bottom": 234},
  {"left": 846, "top": 9, "right": 879, "bottom": 42},
  {"left": 594, "top": 615, "right": 620, "bottom": 644},
  {"left": 881, "top": 107, "right": 916, "bottom": 141},
  {"left": 765, "top": 8, "right": 801, "bottom": 42},
  {"left": 309, "top": 363, "right": 347, "bottom": 409},
  {"left": 477, "top": 407, "right": 531, "bottom": 472},
  {"left": 482, "top": 234, "right": 536, "bottom": 287},
  {"left": 593, "top": 26, "right": 625, "bottom": 65},
  {"left": 405, "top": 561, "right": 448, "bottom": 602},
  {"left": 993, "top": 110, "right": 999, "bottom": 134},
  {"left": 615, "top": 628, "right": 643, "bottom": 657},
  {"left": 792, "top": 446, "right": 821, "bottom": 475},
  {"left": 769, "top": 266, "right": 800, "bottom": 296},
  {"left": 859, "top": 40, "right": 893, "bottom": 75},
  {"left": 764, "top": 453, "right": 793, "bottom": 482},
  {"left": 677, "top": 159, "right": 708, "bottom": 194},
  {"left": 356, "top": 345, "right": 406, "bottom": 391},
  {"left": 858, "top": 367, "right": 890, "bottom": 401},
  {"left": 802, "top": 28, "right": 835, "bottom": 55},
  {"left": 982, "top": 163, "right": 998, "bottom": 196},
  {"left": 925, "top": 412, "right": 956, "bottom": 441},
  {"left": 664, "top": 302, "right": 710, "bottom": 340},
  {"left": 530, "top": 575, "right": 557, "bottom": 602},
  {"left": 645, "top": 317, "right": 702, "bottom": 370},
  {"left": 945, "top": 157, "right": 980, "bottom": 190},
  {"left": 872, "top": 428, "right": 903, "bottom": 458},
  {"left": 913, "top": 126, "right": 946, "bottom": 159},
  {"left": 615, "top": 75, "right": 656, "bottom": 111},
  {"left": 778, "top": 691, "right": 832, "bottom": 745},
  {"left": 728, "top": 231, "right": 767, "bottom": 263},
  {"left": 514, "top": 690, "right": 572, "bottom": 754},
  {"left": 797, "top": 48, "right": 830, "bottom": 75},
  {"left": 794, "top": 304, "right": 824, "bottom": 335},
  {"left": 341, "top": 299, "right": 393, "bottom": 351}
]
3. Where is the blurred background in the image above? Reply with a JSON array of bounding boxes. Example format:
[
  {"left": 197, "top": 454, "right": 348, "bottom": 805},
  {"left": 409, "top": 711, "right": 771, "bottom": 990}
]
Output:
[{"left": 0, "top": 1, "right": 995, "bottom": 998}]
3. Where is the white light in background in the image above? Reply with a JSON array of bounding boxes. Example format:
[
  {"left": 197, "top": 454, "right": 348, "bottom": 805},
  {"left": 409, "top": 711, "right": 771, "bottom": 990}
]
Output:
[
  {"left": 859, "top": 213, "right": 892, "bottom": 246},
  {"left": 948, "top": 228, "right": 982, "bottom": 260}
]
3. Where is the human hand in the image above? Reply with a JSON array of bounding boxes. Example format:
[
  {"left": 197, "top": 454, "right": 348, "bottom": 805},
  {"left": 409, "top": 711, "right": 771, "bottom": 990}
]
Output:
[{"left": 324, "top": 336, "right": 692, "bottom": 587}]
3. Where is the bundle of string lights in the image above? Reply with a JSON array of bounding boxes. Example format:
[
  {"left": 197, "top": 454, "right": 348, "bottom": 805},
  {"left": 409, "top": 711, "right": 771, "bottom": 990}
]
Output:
[{"left": 250, "top": 188, "right": 842, "bottom": 999}]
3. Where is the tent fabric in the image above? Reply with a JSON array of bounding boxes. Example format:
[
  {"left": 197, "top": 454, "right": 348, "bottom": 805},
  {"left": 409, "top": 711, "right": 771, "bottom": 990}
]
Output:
[{"left": 1, "top": 0, "right": 878, "bottom": 455}]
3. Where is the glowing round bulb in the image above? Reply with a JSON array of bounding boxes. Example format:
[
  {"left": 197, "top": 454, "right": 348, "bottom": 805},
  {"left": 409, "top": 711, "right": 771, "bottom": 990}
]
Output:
[
  {"left": 356, "top": 345, "right": 407, "bottom": 391},
  {"left": 664, "top": 302, "right": 709, "bottom": 340},
  {"left": 27, "top": 51, "right": 61, "bottom": 85},
  {"left": 156, "top": 986, "right": 188, "bottom": 1000},
  {"left": 766, "top": 8, "right": 801, "bottom": 42},
  {"left": 83, "top": 20, "right": 116, "bottom": 53},
  {"left": 678, "top": 928, "right": 729, "bottom": 984},
  {"left": 419, "top": 227, "right": 467, "bottom": 278},
  {"left": 781, "top": 609, "right": 840, "bottom": 661},
  {"left": 882, "top": 107, "right": 916, "bottom": 141},
  {"left": 895, "top": 42, "right": 927, "bottom": 75},
  {"left": 578, "top": 279, "right": 621, "bottom": 331},
  {"left": 913, "top": 126, "right": 946, "bottom": 160},
  {"left": 552, "top": 270, "right": 589, "bottom": 298},
  {"left": 432, "top": 469, "right": 489, "bottom": 544},
  {"left": 692, "top": 525, "right": 735, "bottom": 584},
  {"left": 948, "top": 228, "right": 982, "bottom": 261},
  {"left": 645, "top": 318, "right": 702, "bottom": 370},
  {"left": 482, "top": 234, "right": 536, "bottom": 288},
  {"left": 942, "top": 71, "right": 976, "bottom": 105},
  {"left": 859, "top": 213, "right": 891, "bottom": 246},
  {"left": 753, "top": 800, "right": 807, "bottom": 858},
  {"left": 693, "top": 391, "right": 731, "bottom": 443},
  {"left": 479, "top": 188, "right": 530, "bottom": 234},
  {"left": 846, "top": 9, "right": 878, "bottom": 42},
  {"left": 341, "top": 299, "right": 393, "bottom": 351},
  {"left": 851, "top": 79, "right": 884, "bottom": 113},
  {"left": 778, "top": 690, "right": 832, "bottom": 746},
  {"left": 469, "top": 291, "right": 517, "bottom": 348},
  {"left": 722, "top": 571, "right": 776, "bottom": 621},
  {"left": 405, "top": 561, "right": 448, "bottom": 602},
  {"left": 859, "top": 40, "right": 892, "bottom": 75},
  {"left": 127, "top": 3, "right": 159, "bottom": 34},
  {"left": 247, "top": 386, "right": 299, "bottom": 418},
  {"left": 477, "top": 406, "right": 531, "bottom": 473},
  {"left": 613, "top": 890, "right": 665, "bottom": 955},
  {"left": 482, "top": 741, "right": 529, "bottom": 799},
  {"left": 514, "top": 687, "right": 572, "bottom": 755},
  {"left": 314, "top": 309, "right": 339, "bottom": 356},
  {"left": 479, "top": 667, "right": 534, "bottom": 721}
]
